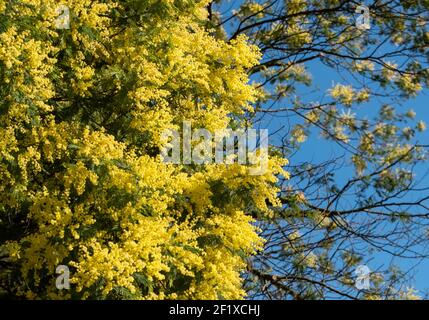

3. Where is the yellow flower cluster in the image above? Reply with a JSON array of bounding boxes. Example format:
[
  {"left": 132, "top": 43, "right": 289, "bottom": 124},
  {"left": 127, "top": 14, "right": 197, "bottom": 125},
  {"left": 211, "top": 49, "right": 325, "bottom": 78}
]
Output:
[
  {"left": 329, "top": 83, "right": 370, "bottom": 106},
  {"left": 0, "top": 0, "right": 288, "bottom": 300}
]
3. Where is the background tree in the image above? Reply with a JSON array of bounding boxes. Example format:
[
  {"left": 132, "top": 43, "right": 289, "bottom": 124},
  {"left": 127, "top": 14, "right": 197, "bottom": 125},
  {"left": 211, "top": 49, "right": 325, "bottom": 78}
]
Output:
[{"left": 208, "top": 0, "right": 429, "bottom": 299}]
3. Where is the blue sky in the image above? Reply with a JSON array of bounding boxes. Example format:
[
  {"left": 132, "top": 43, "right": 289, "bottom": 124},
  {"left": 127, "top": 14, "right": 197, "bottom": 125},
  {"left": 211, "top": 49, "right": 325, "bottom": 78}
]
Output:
[
  {"left": 255, "top": 57, "right": 429, "bottom": 296},
  {"left": 296, "top": 63, "right": 429, "bottom": 295}
]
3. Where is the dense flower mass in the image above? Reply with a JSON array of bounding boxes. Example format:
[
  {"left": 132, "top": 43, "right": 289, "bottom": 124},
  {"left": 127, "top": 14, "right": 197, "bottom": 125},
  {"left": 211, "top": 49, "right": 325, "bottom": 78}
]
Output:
[{"left": 0, "top": 0, "right": 287, "bottom": 299}]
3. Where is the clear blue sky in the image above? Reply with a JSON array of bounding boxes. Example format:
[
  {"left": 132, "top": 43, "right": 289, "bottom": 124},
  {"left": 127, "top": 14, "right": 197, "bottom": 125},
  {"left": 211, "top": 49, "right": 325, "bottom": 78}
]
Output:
[
  {"left": 254, "top": 58, "right": 429, "bottom": 297},
  {"left": 295, "top": 62, "right": 429, "bottom": 295}
]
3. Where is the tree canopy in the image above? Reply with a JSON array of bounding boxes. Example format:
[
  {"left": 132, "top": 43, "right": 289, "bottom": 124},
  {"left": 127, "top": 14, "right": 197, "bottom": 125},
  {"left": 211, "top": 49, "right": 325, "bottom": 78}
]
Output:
[
  {"left": 0, "top": 0, "right": 286, "bottom": 299},
  {"left": 1, "top": 0, "right": 429, "bottom": 300}
]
